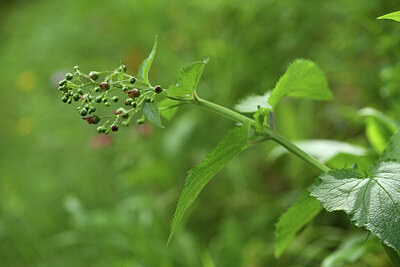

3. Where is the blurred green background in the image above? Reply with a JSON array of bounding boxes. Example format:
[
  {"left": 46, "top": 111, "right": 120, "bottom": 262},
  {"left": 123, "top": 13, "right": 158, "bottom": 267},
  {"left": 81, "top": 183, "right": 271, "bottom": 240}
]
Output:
[{"left": 1, "top": 0, "right": 400, "bottom": 266}]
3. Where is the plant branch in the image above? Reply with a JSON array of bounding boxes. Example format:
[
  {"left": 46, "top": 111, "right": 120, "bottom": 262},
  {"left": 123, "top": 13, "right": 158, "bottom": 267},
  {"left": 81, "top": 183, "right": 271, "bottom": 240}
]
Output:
[{"left": 194, "top": 96, "right": 330, "bottom": 173}]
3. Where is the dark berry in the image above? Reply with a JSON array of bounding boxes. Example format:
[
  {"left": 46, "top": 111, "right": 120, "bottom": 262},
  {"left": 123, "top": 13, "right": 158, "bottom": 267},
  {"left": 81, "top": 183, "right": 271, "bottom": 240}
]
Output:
[
  {"left": 88, "top": 71, "right": 100, "bottom": 81},
  {"left": 111, "top": 125, "right": 119, "bottom": 132},
  {"left": 154, "top": 85, "right": 162, "bottom": 94},
  {"left": 129, "top": 77, "right": 136, "bottom": 84},
  {"left": 99, "top": 82, "right": 110, "bottom": 91}
]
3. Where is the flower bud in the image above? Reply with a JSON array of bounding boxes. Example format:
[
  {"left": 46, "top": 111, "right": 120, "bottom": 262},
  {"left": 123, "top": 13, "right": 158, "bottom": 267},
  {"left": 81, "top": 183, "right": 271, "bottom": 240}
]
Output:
[
  {"left": 112, "top": 96, "right": 119, "bottom": 102},
  {"left": 65, "top": 73, "right": 73, "bottom": 80},
  {"left": 82, "top": 115, "right": 100, "bottom": 125},
  {"left": 88, "top": 71, "right": 100, "bottom": 81},
  {"left": 129, "top": 77, "right": 136, "bottom": 84},
  {"left": 125, "top": 88, "right": 140, "bottom": 99},
  {"left": 99, "top": 82, "right": 110, "bottom": 91},
  {"left": 111, "top": 125, "right": 119, "bottom": 132},
  {"left": 154, "top": 85, "right": 162, "bottom": 94}
]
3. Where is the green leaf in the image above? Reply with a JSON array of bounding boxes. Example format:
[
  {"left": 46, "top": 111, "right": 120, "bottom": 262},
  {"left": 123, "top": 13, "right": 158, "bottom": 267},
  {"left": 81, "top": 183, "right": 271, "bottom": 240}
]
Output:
[
  {"left": 268, "top": 59, "right": 333, "bottom": 109},
  {"left": 378, "top": 11, "right": 400, "bottom": 22},
  {"left": 275, "top": 191, "right": 321, "bottom": 257},
  {"left": 311, "top": 161, "right": 400, "bottom": 251},
  {"left": 168, "top": 57, "right": 209, "bottom": 98},
  {"left": 142, "top": 101, "right": 164, "bottom": 128},
  {"left": 358, "top": 107, "right": 398, "bottom": 133},
  {"left": 381, "top": 128, "right": 400, "bottom": 161},
  {"left": 270, "top": 140, "right": 368, "bottom": 163},
  {"left": 168, "top": 123, "right": 250, "bottom": 244},
  {"left": 234, "top": 92, "right": 272, "bottom": 113},
  {"left": 158, "top": 98, "right": 179, "bottom": 120},
  {"left": 138, "top": 35, "right": 158, "bottom": 85},
  {"left": 321, "top": 233, "right": 373, "bottom": 267}
]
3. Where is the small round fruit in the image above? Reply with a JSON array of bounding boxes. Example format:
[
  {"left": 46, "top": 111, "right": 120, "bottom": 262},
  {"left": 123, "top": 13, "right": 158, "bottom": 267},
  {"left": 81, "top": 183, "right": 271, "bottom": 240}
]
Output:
[
  {"left": 111, "top": 125, "right": 119, "bottom": 132},
  {"left": 154, "top": 85, "right": 162, "bottom": 94},
  {"left": 65, "top": 73, "right": 73, "bottom": 80},
  {"left": 126, "top": 88, "right": 140, "bottom": 98},
  {"left": 88, "top": 71, "right": 100, "bottom": 81},
  {"left": 129, "top": 77, "right": 136, "bottom": 84}
]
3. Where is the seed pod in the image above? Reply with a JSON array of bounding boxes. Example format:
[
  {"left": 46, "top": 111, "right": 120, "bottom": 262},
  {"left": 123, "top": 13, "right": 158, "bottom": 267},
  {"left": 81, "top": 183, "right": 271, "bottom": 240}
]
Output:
[
  {"left": 99, "top": 82, "right": 110, "bottom": 91},
  {"left": 82, "top": 115, "right": 100, "bottom": 125},
  {"left": 126, "top": 88, "right": 140, "bottom": 99},
  {"left": 154, "top": 85, "right": 162, "bottom": 94},
  {"left": 88, "top": 71, "right": 100, "bottom": 81},
  {"left": 129, "top": 77, "right": 136, "bottom": 84}
]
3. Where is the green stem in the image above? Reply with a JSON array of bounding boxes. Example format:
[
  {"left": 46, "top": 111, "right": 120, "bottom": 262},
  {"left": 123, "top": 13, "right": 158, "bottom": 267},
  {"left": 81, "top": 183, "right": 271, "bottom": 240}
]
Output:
[{"left": 194, "top": 97, "right": 329, "bottom": 173}]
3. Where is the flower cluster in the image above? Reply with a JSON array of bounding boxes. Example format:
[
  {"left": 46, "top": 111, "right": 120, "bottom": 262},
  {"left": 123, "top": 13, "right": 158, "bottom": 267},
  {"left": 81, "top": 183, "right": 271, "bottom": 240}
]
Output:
[{"left": 58, "top": 64, "right": 163, "bottom": 134}]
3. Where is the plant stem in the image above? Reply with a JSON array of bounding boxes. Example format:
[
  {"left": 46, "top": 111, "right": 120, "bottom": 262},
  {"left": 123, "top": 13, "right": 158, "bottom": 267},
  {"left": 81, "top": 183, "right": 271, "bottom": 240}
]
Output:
[{"left": 194, "top": 97, "right": 330, "bottom": 173}]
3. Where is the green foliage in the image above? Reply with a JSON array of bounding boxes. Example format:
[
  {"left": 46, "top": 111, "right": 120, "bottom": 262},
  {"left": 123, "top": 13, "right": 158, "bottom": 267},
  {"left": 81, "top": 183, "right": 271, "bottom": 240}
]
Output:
[
  {"left": 381, "top": 129, "right": 400, "bottom": 161},
  {"left": 234, "top": 92, "right": 272, "bottom": 113},
  {"left": 168, "top": 57, "right": 209, "bottom": 98},
  {"left": 168, "top": 123, "right": 250, "bottom": 244},
  {"left": 378, "top": 11, "right": 400, "bottom": 22},
  {"left": 159, "top": 98, "right": 179, "bottom": 120},
  {"left": 268, "top": 59, "right": 333, "bottom": 108},
  {"left": 143, "top": 101, "right": 164, "bottom": 128},
  {"left": 311, "top": 161, "right": 400, "bottom": 251},
  {"left": 274, "top": 191, "right": 321, "bottom": 257},
  {"left": 138, "top": 36, "right": 158, "bottom": 85}
]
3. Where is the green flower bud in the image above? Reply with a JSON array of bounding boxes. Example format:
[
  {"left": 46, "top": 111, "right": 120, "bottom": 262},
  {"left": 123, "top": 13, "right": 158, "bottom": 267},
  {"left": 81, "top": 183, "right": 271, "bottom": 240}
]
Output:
[
  {"left": 61, "top": 96, "right": 68, "bottom": 103},
  {"left": 99, "top": 82, "right": 110, "bottom": 91},
  {"left": 129, "top": 77, "right": 136, "bottom": 84},
  {"left": 65, "top": 73, "right": 73, "bottom": 80},
  {"left": 78, "top": 89, "right": 84, "bottom": 95},
  {"left": 102, "top": 97, "right": 108, "bottom": 103},
  {"left": 73, "top": 94, "right": 80, "bottom": 101},
  {"left": 125, "top": 98, "right": 133, "bottom": 106},
  {"left": 112, "top": 96, "right": 119, "bottom": 102},
  {"left": 131, "top": 102, "right": 137, "bottom": 108},
  {"left": 95, "top": 96, "right": 102, "bottom": 103},
  {"left": 126, "top": 88, "right": 140, "bottom": 99},
  {"left": 88, "top": 71, "right": 100, "bottom": 81},
  {"left": 59, "top": 79, "right": 67, "bottom": 86},
  {"left": 104, "top": 102, "right": 111, "bottom": 106},
  {"left": 80, "top": 109, "right": 88, "bottom": 116},
  {"left": 122, "top": 121, "right": 130, "bottom": 127},
  {"left": 67, "top": 98, "right": 72, "bottom": 104},
  {"left": 73, "top": 66, "right": 80, "bottom": 72}
]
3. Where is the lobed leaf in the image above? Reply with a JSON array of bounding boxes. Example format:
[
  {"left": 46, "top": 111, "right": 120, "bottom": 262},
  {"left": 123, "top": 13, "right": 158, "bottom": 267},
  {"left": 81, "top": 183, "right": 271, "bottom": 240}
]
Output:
[
  {"left": 234, "top": 92, "right": 272, "bottom": 113},
  {"left": 378, "top": 11, "right": 400, "bottom": 22},
  {"left": 275, "top": 191, "right": 321, "bottom": 257},
  {"left": 142, "top": 101, "right": 164, "bottom": 128},
  {"left": 311, "top": 161, "right": 400, "bottom": 251},
  {"left": 268, "top": 59, "right": 333, "bottom": 108},
  {"left": 168, "top": 57, "right": 209, "bottom": 98},
  {"left": 138, "top": 35, "right": 158, "bottom": 85},
  {"left": 168, "top": 123, "right": 250, "bottom": 244}
]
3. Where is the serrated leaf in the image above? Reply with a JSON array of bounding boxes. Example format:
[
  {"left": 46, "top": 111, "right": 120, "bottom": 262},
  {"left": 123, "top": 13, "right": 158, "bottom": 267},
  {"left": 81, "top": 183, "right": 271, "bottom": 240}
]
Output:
[
  {"left": 138, "top": 35, "right": 158, "bottom": 85},
  {"left": 158, "top": 98, "right": 179, "bottom": 120},
  {"left": 311, "top": 161, "right": 400, "bottom": 251},
  {"left": 378, "top": 11, "right": 400, "bottom": 22},
  {"left": 142, "top": 101, "right": 164, "bottom": 128},
  {"left": 270, "top": 140, "right": 368, "bottom": 163},
  {"left": 268, "top": 59, "right": 333, "bottom": 109},
  {"left": 234, "top": 92, "right": 272, "bottom": 113},
  {"left": 168, "top": 123, "right": 250, "bottom": 244},
  {"left": 381, "top": 128, "right": 400, "bottom": 161},
  {"left": 168, "top": 57, "right": 209, "bottom": 98},
  {"left": 275, "top": 191, "right": 320, "bottom": 257}
]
